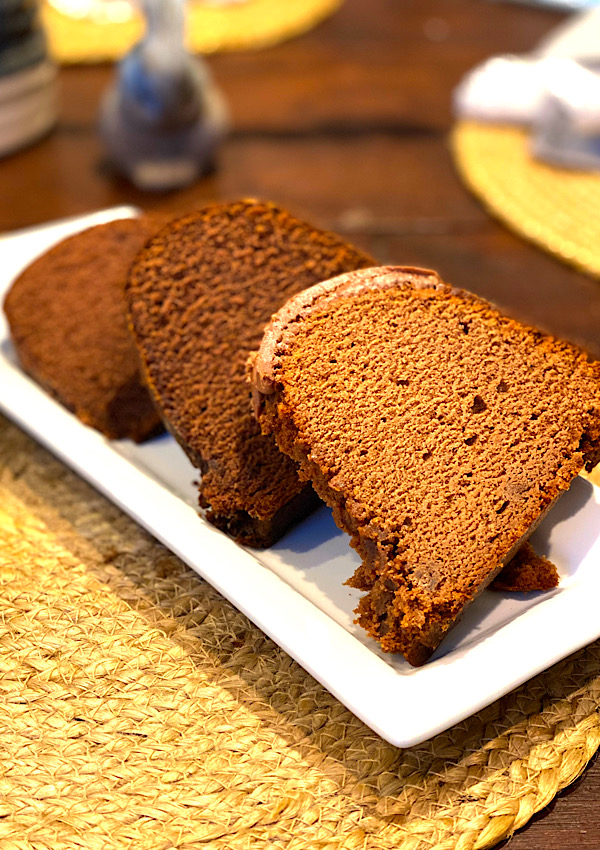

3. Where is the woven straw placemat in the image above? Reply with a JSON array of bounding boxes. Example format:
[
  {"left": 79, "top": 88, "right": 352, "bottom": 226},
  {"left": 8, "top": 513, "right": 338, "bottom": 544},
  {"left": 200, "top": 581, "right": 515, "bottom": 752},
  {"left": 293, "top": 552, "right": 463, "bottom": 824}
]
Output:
[
  {"left": 2, "top": 411, "right": 600, "bottom": 850},
  {"left": 452, "top": 120, "right": 600, "bottom": 282},
  {"left": 41, "top": 0, "right": 343, "bottom": 63}
]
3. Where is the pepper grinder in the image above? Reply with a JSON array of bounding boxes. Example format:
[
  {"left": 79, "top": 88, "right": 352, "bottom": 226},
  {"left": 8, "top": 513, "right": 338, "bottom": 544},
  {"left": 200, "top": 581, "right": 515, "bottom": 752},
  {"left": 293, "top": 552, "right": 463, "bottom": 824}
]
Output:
[{"left": 99, "top": 0, "right": 229, "bottom": 191}]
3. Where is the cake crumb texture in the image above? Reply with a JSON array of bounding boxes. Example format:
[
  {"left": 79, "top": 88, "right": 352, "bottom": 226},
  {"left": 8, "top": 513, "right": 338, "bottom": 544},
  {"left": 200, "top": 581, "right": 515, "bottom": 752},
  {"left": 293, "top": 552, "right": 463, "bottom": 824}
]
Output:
[
  {"left": 126, "top": 200, "right": 374, "bottom": 546},
  {"left": 254, "top": 266, "right": 600, "bottom": 664},
  {"left": 491, "top": 541, "right": 559, "bottom": 592},
  {"left": 4, "top": 217, "right": 166, "bottom": 442}
]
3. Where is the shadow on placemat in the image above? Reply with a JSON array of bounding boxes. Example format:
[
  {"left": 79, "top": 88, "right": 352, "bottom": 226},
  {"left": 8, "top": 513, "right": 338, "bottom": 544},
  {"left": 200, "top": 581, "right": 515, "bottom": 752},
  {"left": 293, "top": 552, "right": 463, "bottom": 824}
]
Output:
[{"left": 1, "top": 412, "right": 600, "bottom": 850}]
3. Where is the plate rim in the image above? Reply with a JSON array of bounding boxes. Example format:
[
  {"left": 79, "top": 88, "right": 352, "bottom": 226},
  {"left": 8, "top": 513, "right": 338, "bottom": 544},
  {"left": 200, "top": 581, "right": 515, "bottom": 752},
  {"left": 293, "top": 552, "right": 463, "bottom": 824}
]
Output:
[{"left": 2, "top": 207, "right": 600, "bottom": 748}]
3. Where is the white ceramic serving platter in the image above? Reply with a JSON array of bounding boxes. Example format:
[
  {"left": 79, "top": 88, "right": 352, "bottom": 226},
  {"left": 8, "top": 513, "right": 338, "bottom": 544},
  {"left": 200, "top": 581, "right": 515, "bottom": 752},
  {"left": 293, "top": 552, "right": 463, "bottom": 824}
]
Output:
[{"left": 2, "top": 207, "right": 600, "bottom": 748}]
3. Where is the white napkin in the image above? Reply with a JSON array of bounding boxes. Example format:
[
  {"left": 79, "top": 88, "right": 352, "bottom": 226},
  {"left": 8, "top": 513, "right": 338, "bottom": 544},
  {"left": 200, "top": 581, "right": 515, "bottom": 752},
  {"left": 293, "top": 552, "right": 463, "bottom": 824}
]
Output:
[
  {"left": 454, "top": 7, "right": 600, "bottom": 168},
  {"left": 454, "top": 7, "right": 600, "bottom": 125}
]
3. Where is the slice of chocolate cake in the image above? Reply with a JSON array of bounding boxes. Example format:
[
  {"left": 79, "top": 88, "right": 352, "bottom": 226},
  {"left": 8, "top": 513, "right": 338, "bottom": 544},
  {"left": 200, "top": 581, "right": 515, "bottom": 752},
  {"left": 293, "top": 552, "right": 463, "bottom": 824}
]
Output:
[
  {"left": 125, "top": 200, "right": 375, "bottom": 547},
  {"left": 251, "top": 265, "right": 600, "bottom": 665},
  {"left": 4, "top": 216, "right": 166, "bottom": 442}
]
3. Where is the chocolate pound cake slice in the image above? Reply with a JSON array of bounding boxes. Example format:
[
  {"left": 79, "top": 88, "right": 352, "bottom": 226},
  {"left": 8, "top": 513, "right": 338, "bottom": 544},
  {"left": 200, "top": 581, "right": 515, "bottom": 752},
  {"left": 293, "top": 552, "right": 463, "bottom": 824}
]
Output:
[
  {"left": 126, "top": 200, "right": 374, "bottom": 547},
  {"left": 4, "top": 216, "right": 166, "bottom": 442},
  {"left": 251, "top": 266, "right": 600, "bottom": 665}
]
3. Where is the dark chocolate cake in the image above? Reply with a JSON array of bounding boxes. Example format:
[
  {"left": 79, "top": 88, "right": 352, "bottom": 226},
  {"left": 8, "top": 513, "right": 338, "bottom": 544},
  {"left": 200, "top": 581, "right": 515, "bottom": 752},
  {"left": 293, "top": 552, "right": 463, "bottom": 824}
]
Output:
[
  {"left": 126, "top": 200, "right": 374, "bottom": 546},
  {"left": 4, "top": 216, "right": 166, "bottom": 442}
]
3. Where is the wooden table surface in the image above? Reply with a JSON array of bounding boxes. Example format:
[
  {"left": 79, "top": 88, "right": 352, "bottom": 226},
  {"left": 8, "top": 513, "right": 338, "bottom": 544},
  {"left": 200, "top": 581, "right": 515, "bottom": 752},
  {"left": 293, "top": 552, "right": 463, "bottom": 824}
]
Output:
[{"left": 2, "top": 0, "right": 600, "bottom": 845}]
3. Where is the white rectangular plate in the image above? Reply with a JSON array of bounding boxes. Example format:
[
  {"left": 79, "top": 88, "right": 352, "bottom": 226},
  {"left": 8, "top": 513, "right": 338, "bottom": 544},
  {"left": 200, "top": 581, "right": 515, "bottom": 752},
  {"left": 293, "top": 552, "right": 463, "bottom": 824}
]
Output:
[{"left": 2, "top": 208, "right": 600, "bottom": 748}]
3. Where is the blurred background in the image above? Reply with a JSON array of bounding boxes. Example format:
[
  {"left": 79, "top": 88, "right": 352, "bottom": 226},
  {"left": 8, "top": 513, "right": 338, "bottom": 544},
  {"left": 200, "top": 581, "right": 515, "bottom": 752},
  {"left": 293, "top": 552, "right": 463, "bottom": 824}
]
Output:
[{"left": 2, "top": 0, "right": 600, "bottom": 360}]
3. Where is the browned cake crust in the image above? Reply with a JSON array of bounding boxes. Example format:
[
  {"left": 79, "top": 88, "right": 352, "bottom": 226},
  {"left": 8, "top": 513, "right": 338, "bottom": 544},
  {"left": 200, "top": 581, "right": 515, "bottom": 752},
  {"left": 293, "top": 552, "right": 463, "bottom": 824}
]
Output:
[
  {"left": 3, "top": 217, "right": 166, "bottom": 442},
  {"left": 125, "top": 200, "right": 375, "bottom": 547},
  {"left": 251, "top": 266, "right": 600, "bottom": 665}
]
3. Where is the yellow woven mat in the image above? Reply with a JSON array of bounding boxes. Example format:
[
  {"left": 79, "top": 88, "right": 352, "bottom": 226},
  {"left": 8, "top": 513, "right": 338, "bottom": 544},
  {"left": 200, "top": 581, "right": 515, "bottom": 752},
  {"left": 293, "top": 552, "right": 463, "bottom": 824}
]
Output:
[
  {"left": 2, "top": 412, "right": 600, "bottom": 850},
  {"left": 42, "top": 0, "right": 343, "bottom": 63},
  {"left": 452, "top": 120, "right": 600, "bottom": 281}
]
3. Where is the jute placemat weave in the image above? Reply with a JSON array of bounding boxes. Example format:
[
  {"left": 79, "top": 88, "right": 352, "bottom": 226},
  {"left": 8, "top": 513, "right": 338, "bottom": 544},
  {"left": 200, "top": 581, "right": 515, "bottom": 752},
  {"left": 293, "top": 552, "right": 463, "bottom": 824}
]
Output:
[
  {"left": 2, "top": 411, "right": 600, "bottom": 850},
  {"left": 451, "top": 120, "right": 600, "bottom": 281},
  {"left": 41, "top": 0, "right": 343, "bottom": 63}
]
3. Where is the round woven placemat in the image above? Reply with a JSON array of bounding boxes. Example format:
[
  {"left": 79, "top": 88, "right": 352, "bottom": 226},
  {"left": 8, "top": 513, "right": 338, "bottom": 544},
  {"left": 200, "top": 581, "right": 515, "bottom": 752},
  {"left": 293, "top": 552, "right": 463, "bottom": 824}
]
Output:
[
  {"left": 2, "top": 412, "right": 600, "bottom": 850},
  {"left": 452, "top": 120, "right": 600, "bottom": 282},
  {"left": 41, "top": 0, "right": 343, "bottom": 63}
]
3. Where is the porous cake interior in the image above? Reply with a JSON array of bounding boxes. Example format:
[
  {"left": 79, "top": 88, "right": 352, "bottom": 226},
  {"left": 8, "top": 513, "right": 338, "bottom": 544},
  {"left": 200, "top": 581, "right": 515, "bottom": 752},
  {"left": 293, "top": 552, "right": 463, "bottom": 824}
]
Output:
[
  {"left": 260, "top": 283, "right": 600, "bottom": 664},
  {"left": 126, "top": 201, "right": 374, "bottom": 546},
  {"left": 491, "top": 542, "right": 558, "bottom": 593}
]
